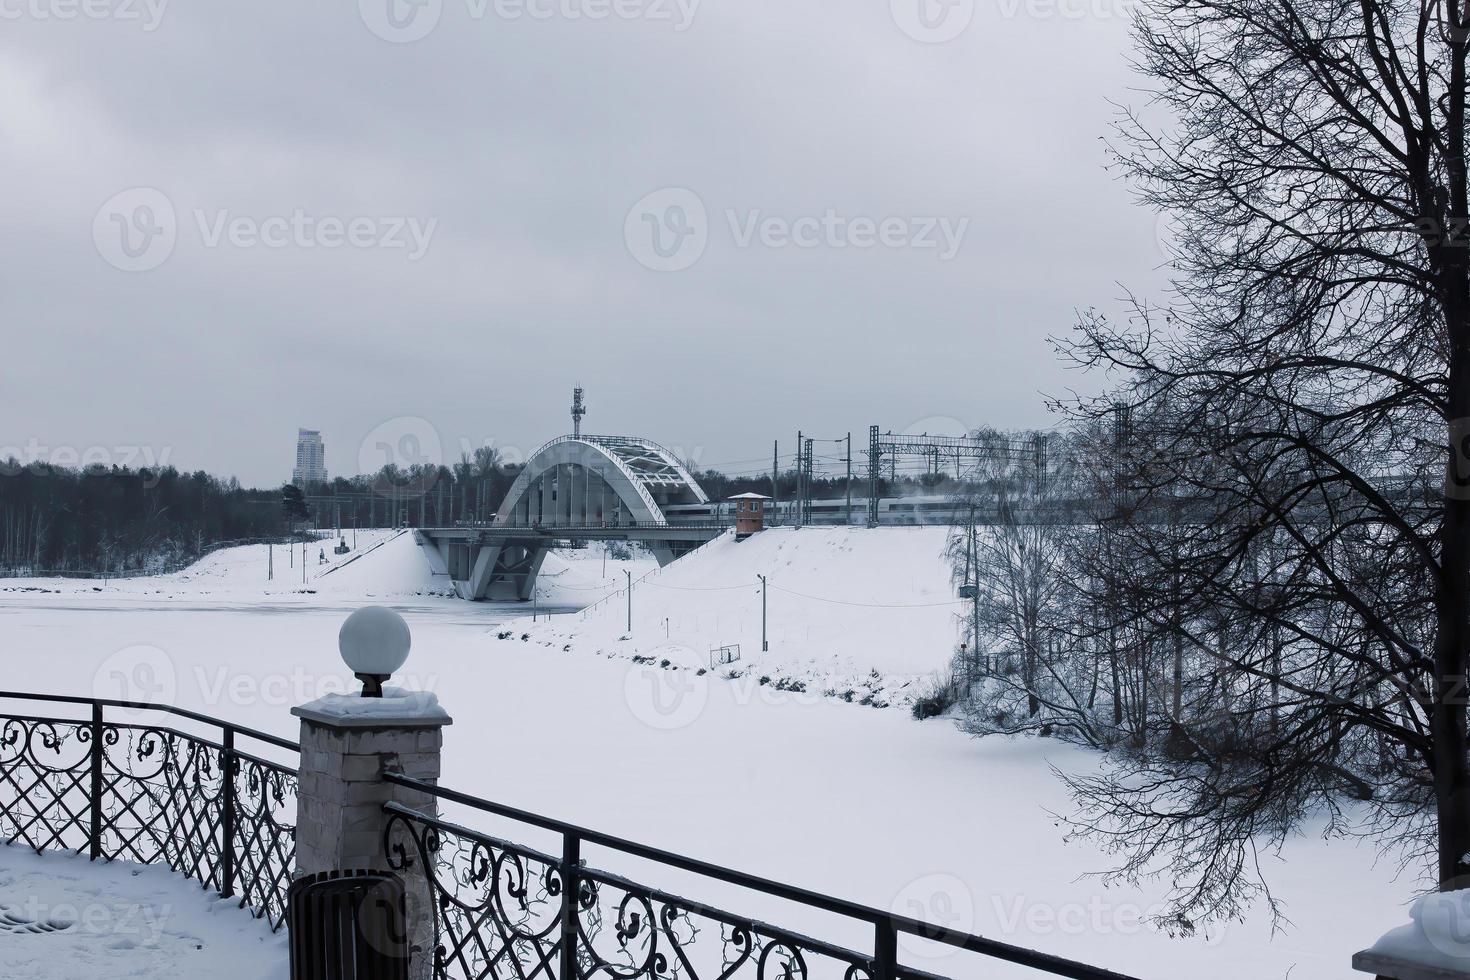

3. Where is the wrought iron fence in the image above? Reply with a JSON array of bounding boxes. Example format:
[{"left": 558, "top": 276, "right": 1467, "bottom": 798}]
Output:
[
  {"left": 379, "top": 773, "right": 1141, "bottom": 980},
  {"left": 0, "top": 692, "right": 1139, "bottom": 979},
  {"left": 0, "top": 692, "right": 299, "bottom": 930}
]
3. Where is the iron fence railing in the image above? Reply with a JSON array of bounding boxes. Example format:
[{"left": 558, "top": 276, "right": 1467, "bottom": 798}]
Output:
[
  {"left": 0, "top": 691, "right": 1139, "bottom": 979},
  {"left": 379, "top": 771, "right": 1142, "bottom": 980},
  {"left": 0, "top": 692, "right": 299, "bottom": 930}
]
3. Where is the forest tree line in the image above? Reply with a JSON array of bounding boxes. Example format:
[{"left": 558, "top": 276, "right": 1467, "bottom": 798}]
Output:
[{"left": 0, "top": 447, "right": 532, "bottom": 575}]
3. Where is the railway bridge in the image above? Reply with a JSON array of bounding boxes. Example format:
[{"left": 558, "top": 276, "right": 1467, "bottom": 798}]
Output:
[{"left": 416, "top": 434, "right": 727, "bottom": 600}]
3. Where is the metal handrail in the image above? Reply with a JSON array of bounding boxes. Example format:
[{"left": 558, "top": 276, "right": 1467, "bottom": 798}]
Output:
[
  {"left": 0, "top": 691, "right": 300, "bottom": 752},
  {"left": 381, "top": 772, "right": 1142, "bottom": 980},
  {"left": 0, "top": 692, "right": 299, "bottom": 926}
]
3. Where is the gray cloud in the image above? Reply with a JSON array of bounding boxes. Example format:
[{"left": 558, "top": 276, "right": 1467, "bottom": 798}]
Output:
[{"left": 0, "top": 0, "right": 1166, "bottom": 486}]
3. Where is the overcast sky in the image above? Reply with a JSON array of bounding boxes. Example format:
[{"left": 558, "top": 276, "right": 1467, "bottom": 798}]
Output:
[{"left": 0, "top": 0, "right": 1165, "bottom": 487}]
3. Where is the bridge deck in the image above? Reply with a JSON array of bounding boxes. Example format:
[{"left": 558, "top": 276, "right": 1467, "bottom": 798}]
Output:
[{"left": 420, "top": 523, "right": 730, "bottom": 544}]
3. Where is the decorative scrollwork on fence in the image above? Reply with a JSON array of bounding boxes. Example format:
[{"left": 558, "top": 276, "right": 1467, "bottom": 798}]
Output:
[
  {"left": 0, "top": 715, "right": 93, "bottom": 854},
  {"left": 0, "top": 709, "right": 297, "bottom": 931},
  {"left": 101, "top": 724, "right": 226, "bottom": 889},
  {"left": 386, "top": 811, "right": 565, "bottom": 979},
  {"left": 232, "top": 752, "right": 298, "bottom": 929},
  {"left": 383, "top": 809, "right": 874, "bottom": 980}
]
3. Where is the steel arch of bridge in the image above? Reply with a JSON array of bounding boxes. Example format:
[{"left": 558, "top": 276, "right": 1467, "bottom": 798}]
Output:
[{"left": 494, "top": 434, "right": 707, "bottom": 528}]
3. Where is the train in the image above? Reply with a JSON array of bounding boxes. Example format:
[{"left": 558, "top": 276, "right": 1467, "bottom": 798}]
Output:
[{"left": 661, "top": 494, "right": 980, "bottom": 527}]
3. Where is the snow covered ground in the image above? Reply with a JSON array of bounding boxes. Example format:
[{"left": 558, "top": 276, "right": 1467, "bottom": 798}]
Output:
[
  {"left": 0, "top": 530, "right": 656, "bottom": 608},
  {"left": 517, "top": 526, "right": 961, "bottom": 709},
  {"left": 0, "top": 846, "right": 286, "bottom": 980},
  {"left": 0, "top": 529, "right": 1415, "bottom": 979}
]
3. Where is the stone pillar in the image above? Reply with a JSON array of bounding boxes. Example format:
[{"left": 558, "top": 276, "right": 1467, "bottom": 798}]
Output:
[{"left": 292, "top": 693, "right": 451, "bottom": 980}]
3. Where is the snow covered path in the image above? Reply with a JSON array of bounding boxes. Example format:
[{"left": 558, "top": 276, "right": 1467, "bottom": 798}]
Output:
[{"left": 0, "top": 846, "right": 286, "bottom": 980}]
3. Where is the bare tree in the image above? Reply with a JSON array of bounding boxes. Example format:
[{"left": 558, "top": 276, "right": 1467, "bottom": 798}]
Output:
[{"left": 1051, "top": 0, "right": 1470, "bottom": 923}]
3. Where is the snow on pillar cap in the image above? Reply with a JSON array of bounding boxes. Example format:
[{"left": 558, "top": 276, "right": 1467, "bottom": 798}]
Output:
[{"left": 338, "top": 605, "right": 412, "bottom": 677}]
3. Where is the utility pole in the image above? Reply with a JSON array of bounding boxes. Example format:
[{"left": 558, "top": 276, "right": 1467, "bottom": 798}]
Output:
[
  {"left": 771, "top": 440, "right": 779, "bottom": 525},
  {"left": 624, "top": 569, "right": 633, "bottom": 632},
  {"left": 803, "top": 438, "right": 814, "bottom": 525},
  {"left": 759, "top": 574, "right": 768, "bottom": 651},
  {"left": 268, "top": 542, "right": 273, "bottom": 581},
  {"left": 969, "top": 521, "right": 980, "bottom": 680},
  {"left": 845, "top": 432, "right": 852, "bottom": 525},
  {"left": 1033, "top": 433, "right": 1048, "bottom": 499},
  {"left": 867, "top": 425, "right": 881, "bottom": 528},
  {"left": 794, "top": 430, "right": 803, "bottom": 528}
]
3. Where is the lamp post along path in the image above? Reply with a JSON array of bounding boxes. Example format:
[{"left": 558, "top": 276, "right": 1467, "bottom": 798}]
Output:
[{"left": 291, "top": 606, "right": 451, "bottom": 980}]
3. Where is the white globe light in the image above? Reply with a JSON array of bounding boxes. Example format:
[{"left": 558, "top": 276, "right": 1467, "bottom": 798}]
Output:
[{"left": 338, "top": 606, "right": 411, "bottom": 678}]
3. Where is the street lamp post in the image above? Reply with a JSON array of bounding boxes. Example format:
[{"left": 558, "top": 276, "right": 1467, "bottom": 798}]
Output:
[{"left": 758, "top": 574, "right": 768, "bottom": 652}]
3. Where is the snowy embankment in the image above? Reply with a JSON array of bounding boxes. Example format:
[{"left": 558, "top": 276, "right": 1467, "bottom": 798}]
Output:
[
  {"left": 503, "top": 526, "right": 961, "bottom": 710},
  {"left": 0, "top": 530, "right": 654, "bottom": 608},
  {"left": 0, "top": 847, "right": 286, "bottom": 980}
]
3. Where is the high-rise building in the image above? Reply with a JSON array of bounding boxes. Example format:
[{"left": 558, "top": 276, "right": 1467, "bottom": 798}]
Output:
[{"left": 293, "top": 429, "right": 327, "bottom": 486}]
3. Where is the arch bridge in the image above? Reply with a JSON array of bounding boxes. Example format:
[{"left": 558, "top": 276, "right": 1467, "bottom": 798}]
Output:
[{"left": 417, "top": 435, "right": 728, "bottom": 601}]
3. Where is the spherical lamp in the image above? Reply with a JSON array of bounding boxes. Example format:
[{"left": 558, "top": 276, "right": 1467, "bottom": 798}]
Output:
[{"left": 338, "top": 606, "right": 411, "bottom": 697}]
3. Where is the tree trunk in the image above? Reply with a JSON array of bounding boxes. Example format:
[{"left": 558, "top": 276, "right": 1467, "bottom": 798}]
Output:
[{"left": 1438, "top": 348, "right": 1470, "bottom": 888}]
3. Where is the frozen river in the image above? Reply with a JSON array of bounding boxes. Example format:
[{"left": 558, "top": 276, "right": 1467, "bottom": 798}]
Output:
[{"left": 0, "top": 583, "right": 1410, "bottom": 980}]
